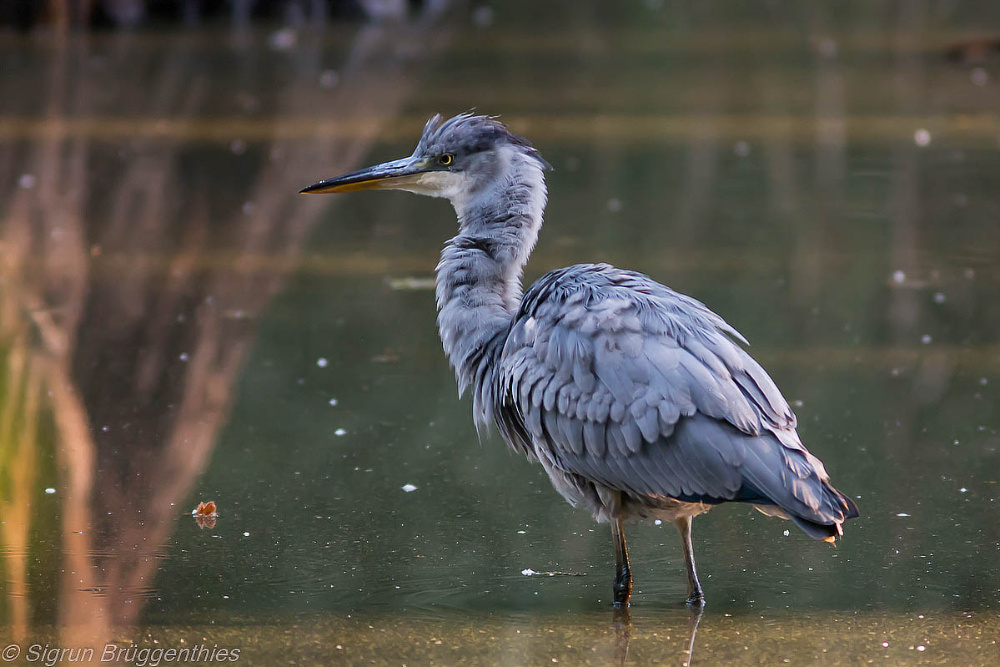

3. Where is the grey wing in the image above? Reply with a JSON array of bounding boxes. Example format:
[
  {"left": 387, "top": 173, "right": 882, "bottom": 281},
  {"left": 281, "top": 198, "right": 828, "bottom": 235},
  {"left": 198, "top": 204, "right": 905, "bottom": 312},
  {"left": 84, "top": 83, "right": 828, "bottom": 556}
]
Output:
[{"left": 495, "top": 264, "right": 857, "bottom": 533}]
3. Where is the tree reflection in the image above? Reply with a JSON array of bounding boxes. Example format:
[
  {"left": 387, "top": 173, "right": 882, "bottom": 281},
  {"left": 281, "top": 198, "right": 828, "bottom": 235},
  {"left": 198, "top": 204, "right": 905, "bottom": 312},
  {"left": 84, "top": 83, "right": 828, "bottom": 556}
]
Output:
[{"left": 0, "top": 3, "right": 450, "bottom": 650}]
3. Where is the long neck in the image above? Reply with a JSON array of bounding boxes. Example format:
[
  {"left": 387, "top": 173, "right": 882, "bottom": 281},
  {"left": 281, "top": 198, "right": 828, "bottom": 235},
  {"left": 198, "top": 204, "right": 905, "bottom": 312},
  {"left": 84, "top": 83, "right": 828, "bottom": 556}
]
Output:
[{"left": 435, "top": 149, "right": 547, "bottom": 400}]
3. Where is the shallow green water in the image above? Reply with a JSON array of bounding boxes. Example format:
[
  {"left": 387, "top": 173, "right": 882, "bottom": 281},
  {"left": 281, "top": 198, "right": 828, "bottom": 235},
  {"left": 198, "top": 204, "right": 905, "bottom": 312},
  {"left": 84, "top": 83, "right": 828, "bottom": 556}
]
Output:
[{"left": 1, "top": 2, "right": 999, "bottom": 665}]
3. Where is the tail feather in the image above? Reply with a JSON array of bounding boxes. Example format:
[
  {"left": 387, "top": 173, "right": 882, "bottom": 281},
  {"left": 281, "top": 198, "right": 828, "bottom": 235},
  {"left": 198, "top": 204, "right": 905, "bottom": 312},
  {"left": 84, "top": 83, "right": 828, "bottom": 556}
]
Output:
[{"left": 738, "top": 435, "right": 859, "bottom": 540}]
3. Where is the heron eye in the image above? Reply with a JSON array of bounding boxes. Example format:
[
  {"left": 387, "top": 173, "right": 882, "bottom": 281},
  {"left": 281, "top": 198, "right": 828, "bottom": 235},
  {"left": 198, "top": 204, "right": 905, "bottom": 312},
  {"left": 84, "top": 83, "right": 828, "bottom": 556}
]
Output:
[{"left": 439, "top": 153, "right": 454, "bottom": 166}]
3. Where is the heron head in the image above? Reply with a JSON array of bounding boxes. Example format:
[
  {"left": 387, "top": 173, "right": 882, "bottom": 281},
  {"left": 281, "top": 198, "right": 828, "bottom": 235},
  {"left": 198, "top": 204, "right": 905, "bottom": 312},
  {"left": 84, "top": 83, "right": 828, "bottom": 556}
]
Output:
[{"left": 300, "top": 113, "right": 550, "bottom": 206}]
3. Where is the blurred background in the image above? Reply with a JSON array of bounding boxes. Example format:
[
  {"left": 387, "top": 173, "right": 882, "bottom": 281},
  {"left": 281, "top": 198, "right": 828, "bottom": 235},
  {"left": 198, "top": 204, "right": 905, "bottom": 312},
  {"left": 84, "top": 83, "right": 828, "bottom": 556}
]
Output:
[{"left": 1, "top": 1, "right": 998, "bottom": 664}]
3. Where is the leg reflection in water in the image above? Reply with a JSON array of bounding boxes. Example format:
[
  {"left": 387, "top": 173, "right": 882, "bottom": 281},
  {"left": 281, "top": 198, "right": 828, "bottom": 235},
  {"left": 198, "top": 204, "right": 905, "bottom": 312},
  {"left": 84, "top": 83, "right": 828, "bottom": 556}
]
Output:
[{"left": 612, "top": 606, "right": 704, "bottom": 667}]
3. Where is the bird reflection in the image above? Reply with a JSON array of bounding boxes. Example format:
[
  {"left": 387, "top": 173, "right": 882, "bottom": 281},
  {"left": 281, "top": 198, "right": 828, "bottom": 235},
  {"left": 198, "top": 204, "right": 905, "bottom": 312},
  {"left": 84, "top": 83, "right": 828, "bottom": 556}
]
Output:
[
  {"left": 612, "top": 606, "right": 632, "bottom": 666},
  {"left": 612, "top": 606, "right": 703, "bottom": 667}
]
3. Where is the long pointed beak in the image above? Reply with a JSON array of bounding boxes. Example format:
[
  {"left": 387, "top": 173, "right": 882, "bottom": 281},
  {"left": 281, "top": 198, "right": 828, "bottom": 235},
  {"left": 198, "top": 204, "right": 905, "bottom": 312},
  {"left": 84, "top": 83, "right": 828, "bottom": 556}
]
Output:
[{"left": 299, "top": 156, "right": 435, "bottom": 194}]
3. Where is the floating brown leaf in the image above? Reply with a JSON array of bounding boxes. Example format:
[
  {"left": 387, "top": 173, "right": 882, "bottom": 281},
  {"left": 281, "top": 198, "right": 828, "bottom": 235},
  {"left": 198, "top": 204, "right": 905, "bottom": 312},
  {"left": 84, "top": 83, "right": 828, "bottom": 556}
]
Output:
[
  {"left": 193, "top": 500, "right": 218, "bottom": 517},
  {"left": 192, "top": 501, "right": 218, "bottom": 528}
]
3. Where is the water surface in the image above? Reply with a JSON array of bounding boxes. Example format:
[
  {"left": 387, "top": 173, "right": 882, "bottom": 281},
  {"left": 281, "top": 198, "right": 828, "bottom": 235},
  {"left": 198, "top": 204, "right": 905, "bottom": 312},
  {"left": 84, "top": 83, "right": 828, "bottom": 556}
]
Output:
[{"left": 1, "top": 2, "right": 998, "bottom": 664}]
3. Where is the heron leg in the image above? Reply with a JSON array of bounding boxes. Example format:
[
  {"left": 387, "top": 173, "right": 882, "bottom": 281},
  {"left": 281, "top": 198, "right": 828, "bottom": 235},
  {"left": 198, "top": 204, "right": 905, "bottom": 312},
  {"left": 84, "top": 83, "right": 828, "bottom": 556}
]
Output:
[
  {"left": 675, "top": 516, "right": 705, "bottom": 606},
  {"left": 611, "top": 516, "right": 632, "bottom": 606}
]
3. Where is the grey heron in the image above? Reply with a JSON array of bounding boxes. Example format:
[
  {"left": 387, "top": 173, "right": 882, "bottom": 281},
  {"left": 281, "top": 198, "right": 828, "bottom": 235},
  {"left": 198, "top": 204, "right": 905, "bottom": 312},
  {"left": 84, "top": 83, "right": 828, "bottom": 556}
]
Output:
[{"left": 301, "top": 113, "right": 859, "bottom": 607}]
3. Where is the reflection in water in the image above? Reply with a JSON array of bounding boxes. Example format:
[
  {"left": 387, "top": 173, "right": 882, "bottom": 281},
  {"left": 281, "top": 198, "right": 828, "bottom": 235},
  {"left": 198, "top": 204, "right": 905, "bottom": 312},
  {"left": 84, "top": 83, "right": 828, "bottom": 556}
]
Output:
[
  {"left": 0, "top": 3, "right": 450, "bottom": 651},
  {"left": 613, "top": 606, "right": 702, "bottom": 667}
]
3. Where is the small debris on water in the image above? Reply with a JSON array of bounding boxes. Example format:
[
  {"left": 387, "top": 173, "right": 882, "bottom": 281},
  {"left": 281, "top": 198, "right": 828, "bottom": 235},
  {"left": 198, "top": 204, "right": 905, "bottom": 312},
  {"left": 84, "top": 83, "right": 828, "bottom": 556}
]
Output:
[
  {"left": 401, "top": 484, "right": 418, "bottom": 493},
  {"left": 328, "top": 398, "right": 338, "bottom": 406},
  {"left": 192, "top": 501, "right": 218, "bottom": 530},
  {"left": 914, "top": 128, "right": 931, "bottom": 146},
  {"left": 334, "top": 428, "right": 347, "bottom": 436},
  {"left": 783, "top": 530, "right": 790, "bottom": 536},
  {"left": 896, "top": 513, "right": 911, "bottom": 517},
  {"left": 388, "top": 276, "right": 436, "bottom": 291},
  {"left": 45, "top": 487, "right": 56, "bottom": 494},
  {"left": 921, "top": 335, "right": 932, "bottom": 344},
  {"left": 521, "top": 568, "right": 585, "bottom": 577},
  {"left": 733, "top": 140, "right": 751, "bottom": 157},
  {"left": 18, "top": 174, "right": 36, "bottom": 189},
  {"left": 316, "top": 357, "right": 329, "bottom": 368},
  {"left": 654, "top": 519, "right": 662, "bottom": 526},
  {"left": 371, "top": 349, "right": 400, "bottom": 363},
  {"left": 192, "top": 500, "right": 217, "bottom": 517}
]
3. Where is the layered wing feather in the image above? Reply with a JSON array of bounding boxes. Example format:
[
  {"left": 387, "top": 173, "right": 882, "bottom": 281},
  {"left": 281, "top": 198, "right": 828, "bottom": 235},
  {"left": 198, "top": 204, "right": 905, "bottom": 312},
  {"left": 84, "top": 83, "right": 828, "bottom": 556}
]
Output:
[{"left": 494, "top": 264, "right": 858, "bottom": 534}]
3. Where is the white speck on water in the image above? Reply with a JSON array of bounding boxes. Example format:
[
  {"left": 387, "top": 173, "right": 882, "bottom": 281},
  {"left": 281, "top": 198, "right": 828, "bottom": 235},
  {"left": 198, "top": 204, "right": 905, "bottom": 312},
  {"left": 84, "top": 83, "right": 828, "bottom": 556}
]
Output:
[
  {"left": 971, "top": 67, "right": 989, "bottom": 86},
  {"left": 920, "top": 335, "right": 932, "bottom": 345},
  {"left": 243, "top": 531, "right": 250, "bottom": 537},
  {"left": 45, "top": 488, "right": 56, "bottom": 494},
  {"left": 917, "top": 645, "right": 926, "bottom": 652},
  {"left": 517, "top": 530, "right": 526, "bottom": 534},
  {"left": 521, "top": 568, "right": 537, "bottom": 576},
  {"left": 316, "top": 357, "right": 328, "bottom": 368},
  {"left": 896, "top": 513, "right": 911, "bottom": 517},
  {"left": 606, "top": 198, "right": 622, "bottom": 213},
  {"left": 814, "top": 36, "right": 838, "bottom": 58},
  {"left": 892, "top": 270, "right": 906, "bottom": 284},
  {"left": 230, "top": 138, "right": 247, "bottom": 155},
  {"left": 223, "top": 595, "right": 229, "bottom": 600},
  {"left": 319, "top": 69, "right": 340, "bottom": 89},
  {"left": 783, "top": 530, "right": 790, "bottom": 536},
  {"left": 472, "top": 5, "right": 495, "bottom": 27},
  {"left": 18, "top": 173, "right": 36, "bottom": 189},
  {"left": 334, "top": 428, "right": 347, "bottom": 436},
  {"left": 979, "top": 378, "right": 988, "bottom": 385},
  {"left": 179, "top": 353, "right": 189, "bottom": 361},
  {"left": 960, "top": 488, "right": 968, "bottom": 493},
  {"left": 734, "top": 140, "right": 751, "bottom": 157},
  {"left": 882, "top": 642, "right": 890, "bottom": 648},
  {"left": 914, "top": 128, "right": 931, "bottom": 146},
  {"left": 654, "top": 519, "right": 662, "bottom": 526},
  {"left": 401, "top": 484, "right": 418, "bottom": 493},
  {"left": 328, "top": 398, "right": 338, "bottom": 406},
  {"left": 933, "top": 292, "right": 946, "bottom": 304},
  {"left": 269, "top": 27, "right": 297, "bottom": 51}
]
